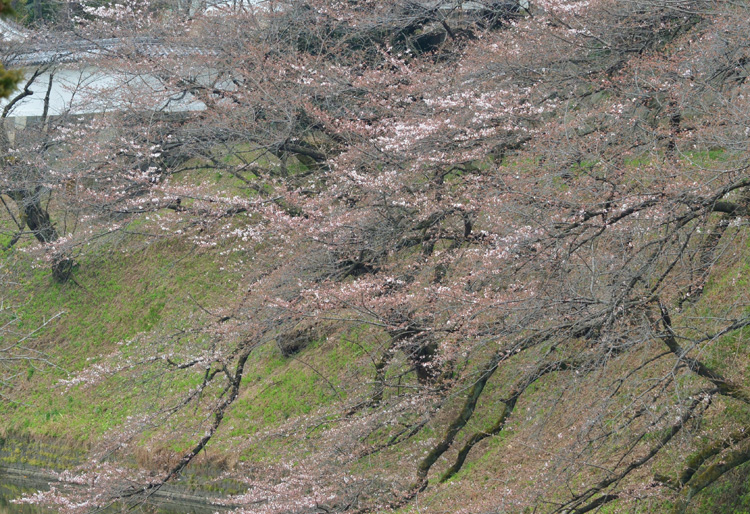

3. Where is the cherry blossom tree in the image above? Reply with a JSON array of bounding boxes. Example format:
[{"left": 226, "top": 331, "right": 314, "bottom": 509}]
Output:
[{"left": 6, "top": 0, "right": 750, "bottom": 512}]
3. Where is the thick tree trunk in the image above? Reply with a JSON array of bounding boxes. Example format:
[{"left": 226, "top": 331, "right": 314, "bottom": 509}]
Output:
[
  {"left": 8, "top": 188, "right": 57, "bottom": 243},
  {"left": 6, "top": 188, "right": 74, "bottom": 282}
]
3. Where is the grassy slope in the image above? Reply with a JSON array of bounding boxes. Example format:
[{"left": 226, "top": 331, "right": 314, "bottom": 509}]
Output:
[
  {"left": 0, "top": 230, "right": 243, "bottom": 435},
  {"left": 2, "top": 54, "right": 750, "bottom": 514},
  {"left": 2, "top": 154, "right": 750, "bottom": 513}
]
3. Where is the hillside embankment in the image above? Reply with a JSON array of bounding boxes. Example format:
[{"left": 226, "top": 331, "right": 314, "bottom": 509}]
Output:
[{"left": 3, "top": 0, "right": 750, "bottom": 513}]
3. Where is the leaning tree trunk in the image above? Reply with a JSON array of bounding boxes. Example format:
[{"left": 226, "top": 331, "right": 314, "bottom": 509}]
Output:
[
  {"left": 11, "top": 187, "right": 57, "bottom": 243},
  {"left": 7, "top": 188, "right": 74, "bottom": 282}
]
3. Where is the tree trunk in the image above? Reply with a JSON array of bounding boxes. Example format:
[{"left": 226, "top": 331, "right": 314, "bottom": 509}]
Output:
[{"left": 7, "top": 188, "right": 74, "bottom": 282}]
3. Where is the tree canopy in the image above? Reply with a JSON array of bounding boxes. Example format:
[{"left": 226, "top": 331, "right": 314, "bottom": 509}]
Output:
[{"left": 3, "top": 0, "right": 750, "bottom": 513}]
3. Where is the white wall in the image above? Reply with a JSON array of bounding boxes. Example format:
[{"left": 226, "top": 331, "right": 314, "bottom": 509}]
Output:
[{"left": 1, "top": 66, "right": 207, "bottom": 119}]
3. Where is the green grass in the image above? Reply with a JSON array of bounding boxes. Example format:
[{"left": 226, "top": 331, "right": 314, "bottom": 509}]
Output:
[
  {"left": 0, "top": 234, "right": 244, "bottom": 441},
  {"left": 684, "top": 147, "right": 728, "bottom": 166},
  {"left": 219, "top": 331, "right": 378, "bottom": 462},
  {"left": 623, "top": 147, "right": 728, "bottom": 169}
]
